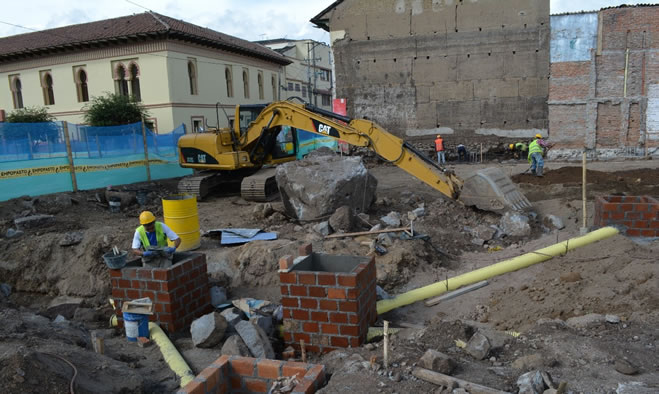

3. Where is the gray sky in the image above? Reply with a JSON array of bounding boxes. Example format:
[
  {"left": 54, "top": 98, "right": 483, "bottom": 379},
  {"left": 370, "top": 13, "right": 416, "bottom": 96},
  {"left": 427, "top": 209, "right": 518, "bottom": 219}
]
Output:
[{"left": 0, "top": 0, "right": 654, "bottom": 43}]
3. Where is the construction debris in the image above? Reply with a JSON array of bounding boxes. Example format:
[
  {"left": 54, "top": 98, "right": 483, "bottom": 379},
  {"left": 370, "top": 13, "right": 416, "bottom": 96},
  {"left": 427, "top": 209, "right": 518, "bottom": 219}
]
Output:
[{"left": 191, "top": 312, "right": 228, "bottom": 348}]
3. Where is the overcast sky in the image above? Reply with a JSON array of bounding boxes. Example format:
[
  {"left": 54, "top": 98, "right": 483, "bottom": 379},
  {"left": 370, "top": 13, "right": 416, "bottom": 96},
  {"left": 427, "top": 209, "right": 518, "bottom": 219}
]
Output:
[{"left": 0, "top": 0, "right": 654, "bottom": 43}]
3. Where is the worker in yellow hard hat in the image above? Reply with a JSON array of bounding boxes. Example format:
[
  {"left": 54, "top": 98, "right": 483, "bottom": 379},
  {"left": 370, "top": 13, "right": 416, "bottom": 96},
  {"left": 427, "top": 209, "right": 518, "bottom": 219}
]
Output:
[
  {"left": 528, "top": 133, "right": 551, "bottom": 176},
  {"left": 132, "top": 211, "right": 181, "bottom": 257},
  {"left": 510, "top": 141, "right": 528, "bottom": 160}
]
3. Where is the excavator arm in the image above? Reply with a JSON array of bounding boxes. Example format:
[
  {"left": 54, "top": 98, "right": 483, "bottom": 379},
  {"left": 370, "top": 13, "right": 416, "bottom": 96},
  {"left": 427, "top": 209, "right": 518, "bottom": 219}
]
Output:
[{"left": 241, "top": 101, "right": 463, "bottom": 200}]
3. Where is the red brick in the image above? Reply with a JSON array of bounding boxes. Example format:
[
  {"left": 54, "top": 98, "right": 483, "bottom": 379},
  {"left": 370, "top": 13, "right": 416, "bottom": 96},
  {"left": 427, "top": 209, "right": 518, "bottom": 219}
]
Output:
[
  {"left": 292, "top": 309, "right": 309, "bottom": 320},
  {"left": 650, "top": 221, "right": 659, "bottom": 229},
  {"left": 346, "top": 288, "right": 359, "bottom": 299},
  {"left": 293, "top": 379, "right": 315, "bottom": 394},
  {"left": 328, "top": 288, "right": 346, "bottom": 299},
  {"left": 298, "top": 243, "right": 313, "bottom": 256},
  {"left": 156, "top": 292, "right": 171, "bottom": 303},
  {"left": 308, "top": 286, "right": 326, "bottom": 297},
  {"left": 348, "top": 314, "right": 359, "bottom": 324},
  {"left": 305, "top": 344, "right": 320, "bottom": 354},
  {"left": 199, "top": 368, "right": 220, "bottom": 391},
  {"left": 635, "top": 204, "right": 649, "bottom": 212},
  {"left": 330, "top": 313, "right": 347, "bottom": 324},
  {"left": 319, "top": 300, "right": 337, "bottom": 311},
  {"left": 340, "top": 325, "right": 360, "bottom": 337},
  {"left": 303, "top": 322, "right": 319, "bottom": 333},
  {"left": 162, "top": 279, "right": 178, "bottom": 292},
  {"left": 282, "top": 297, "right": 299, "bottom": 308},
  {"left": 349, "top": 337, "right": 361, "bottom": 348},
  {"left": 626, "top": 212, "right": 641, "bottom": 220},
  {"left": 292, "top": 332, "right": 311, "bottom": 345},
  {"left": 147, "top": 281, "right": 161, "bottom": 291},
  {"left": 317, "top": 272, "right": 336, "bottom": 286},
  {"left": 337, "top": 275, "right": 357, "bottom": 287},
  {"left": 244, "top": 377, "right": 268, "bottom": 393},
  {"left": 634, "top": 220, "right": 649, "bottom": 228},
  {"left": 602, "top": 212, "right": 610, "bottom": 220},
  {"left": 298, "top": 273, "right": 317, "bottom": 285},
  {"left": 180, "top": 379, "right": 204, "bottom": 394},
  {"left": 230, "top": 357, "right": 256, "bottom": 376},
  {"left": 626, "top": 229, "right": 641, "bottom": 236},
  {"left": 125, "top": 269, "right": 138, "bottom": 279},
  {"left": 229, "top": 375, "right": 242, "bottom": 390},
  {"left": 290, "top": 285, "right": 307, "bottom": 297},
  {"left": 111, "top": 288, "right": 125, "bottom": 299},
  {"left": 300, "top": 298, "right": 318, "bottom": 309},
  {"left": 642, "top": 212, "right": 655, "bottom": 220},
  {"left": 321, "top": 323, "right": 339, "bottom": 334},
  {"left": 283, "top": 361, "right": 308, "bottom": 378},
  {"left": 154, "top": 303, "right": 164, "bottom": 313},
  {"left": 331, "top": 336, "right": 349, "bottom": 347},
  {"left": 279, "top": 255, "right": 294, "bottom": 270},
  {"left": 280, "top": 272, "right": 297, "bottom": 284},
  {"left": 118, "top": 279, "right": 131, "bottom": 288},
  {"left": 339, "top": 301, "right": 358, "bottom": 313},
  {"left": 141, "top": 290, "right": 156, "bottom": 301},
  {"left": 311, "top": 311, "right": 328, "bottom": 322},
  {"left": 641, "top": 229, "right": 655, "bottom": 237},
  {"left": 611, "top": 212, "right": 625, "bottom": 220},
  {"left": 257, "top": 359, "right": 282, "bottom": 379},
  {"left": 280, "top": 285, "right": 289, "bottom": 295},
  {"left": 601, "top": 203, "right": 618, "bottom": 212},
  {"left": 137, "top": 269, "right": 153, "bottom": 279},
  {"left": 620, "top": 204, "right": 633, "bottom": 212},
  {"left": 153, "top": 269, "right": 168, "bottom": 281},
  {"left": 109, "top": 269, "right": 123, "bottom": 278},
  {"left": 283, "top": 332, "right": 292, "bottom": 342},
  {"left": 126, "top": 289, "right": 140, "bottom": 299}
]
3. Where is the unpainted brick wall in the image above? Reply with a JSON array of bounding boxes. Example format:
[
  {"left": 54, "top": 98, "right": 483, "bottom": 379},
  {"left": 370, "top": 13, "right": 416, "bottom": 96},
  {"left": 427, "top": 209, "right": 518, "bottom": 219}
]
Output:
[
  {"left": 593, "top": 195, "right": 659, "bottom": 236},
  {"left": 178, "top": 355, "right": 326, "bottom": 394},
  {"left": 110, "top": 253, "right": 211, "bottom": 333}
]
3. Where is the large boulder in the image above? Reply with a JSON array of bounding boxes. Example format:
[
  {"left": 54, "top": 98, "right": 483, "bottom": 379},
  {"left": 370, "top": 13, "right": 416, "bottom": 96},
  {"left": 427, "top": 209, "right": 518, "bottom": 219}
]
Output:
[{"left": 276, "top": 155, "right": 377, "bottom": 220}]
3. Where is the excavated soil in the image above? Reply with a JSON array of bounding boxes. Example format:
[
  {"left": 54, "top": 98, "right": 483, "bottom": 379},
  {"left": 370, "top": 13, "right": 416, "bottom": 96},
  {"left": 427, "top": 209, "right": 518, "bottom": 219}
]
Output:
[{"left": 513, "top": 166, "right": 659, "bottom": 191}]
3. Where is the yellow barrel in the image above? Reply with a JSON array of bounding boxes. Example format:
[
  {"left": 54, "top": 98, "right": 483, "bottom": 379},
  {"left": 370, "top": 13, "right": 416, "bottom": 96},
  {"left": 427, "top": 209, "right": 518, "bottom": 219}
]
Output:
[{"left": 162, "top": 194, "right": 200, "bottom": 251}]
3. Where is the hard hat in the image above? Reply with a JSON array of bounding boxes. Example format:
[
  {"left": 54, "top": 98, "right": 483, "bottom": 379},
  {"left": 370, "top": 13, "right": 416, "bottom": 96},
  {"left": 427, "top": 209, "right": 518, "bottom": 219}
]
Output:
[
  {"left": 436, "top": 135, "right": 441, "bottom": 138},
  {"left": 509, "top": 144, "right": 514, "bottom": 150},
  {"left": 535, "top": 133, "right": 542, "bottom": 139},
  {"left": 139, "top": 211, "right": 156, "bottom": 225}
]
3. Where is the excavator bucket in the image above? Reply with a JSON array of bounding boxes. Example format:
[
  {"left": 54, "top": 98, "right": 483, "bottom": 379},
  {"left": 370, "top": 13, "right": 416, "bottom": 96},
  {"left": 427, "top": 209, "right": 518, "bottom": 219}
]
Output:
[{"left": 459, "top": 167, "right": 532, "bottom": 212}]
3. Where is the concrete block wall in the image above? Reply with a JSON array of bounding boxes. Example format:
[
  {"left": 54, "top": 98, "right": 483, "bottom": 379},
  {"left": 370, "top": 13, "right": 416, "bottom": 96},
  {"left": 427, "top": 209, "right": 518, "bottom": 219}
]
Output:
[
  {"left": 279, "top": 247, "right": 377, "bottom": 353},
  {"left": 178, "top": 355, "right": 326, "bottom": 394},
  {"left": 549, "top": 5, "right": 659, "bottom": 160},
  {"left": 326, "top": 0, "right": 550, "bottom": 142},
  {"left": 110, "top": 253, "right": 211, "bottom": 333},
  {"left": 593, "top": 196, "right": 659, "bottom": 236}
]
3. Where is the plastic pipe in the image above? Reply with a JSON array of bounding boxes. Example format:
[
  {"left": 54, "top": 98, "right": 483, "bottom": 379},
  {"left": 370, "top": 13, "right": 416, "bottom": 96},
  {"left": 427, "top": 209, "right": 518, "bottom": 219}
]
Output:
[
  {"left": 377, "top": 227, "right": 619, "bottom": 314},
  {"left": 149, "top": 322, "right": 196, "bottom": 388}
]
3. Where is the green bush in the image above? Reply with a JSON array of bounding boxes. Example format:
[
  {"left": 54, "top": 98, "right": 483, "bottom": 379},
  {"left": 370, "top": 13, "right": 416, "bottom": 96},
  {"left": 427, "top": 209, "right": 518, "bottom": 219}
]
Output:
[
  {"left": 6, "top": 106, "right": 54, "bottom": 123},
  {"left": 83, "top": 93, "right": 149, "bottom": 127}
]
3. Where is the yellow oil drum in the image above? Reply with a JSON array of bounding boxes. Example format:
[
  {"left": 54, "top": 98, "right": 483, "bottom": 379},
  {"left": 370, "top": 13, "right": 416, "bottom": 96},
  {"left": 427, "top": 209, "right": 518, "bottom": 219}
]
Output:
[{"left": 162, "top": 194, "right": 200, "bottom": 251}]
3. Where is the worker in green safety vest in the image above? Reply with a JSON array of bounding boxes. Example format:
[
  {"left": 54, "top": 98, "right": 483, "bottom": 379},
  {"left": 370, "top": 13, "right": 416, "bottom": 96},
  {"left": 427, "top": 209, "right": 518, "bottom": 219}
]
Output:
[
  {"left": 509, "top": 142, "right": 528, "bottom": 160},
  {"left": 132, "top": 211, "right": 181, "bottom": 257},
  {"left": 528, "top": 133, "right": 551, "bottom": 177}
]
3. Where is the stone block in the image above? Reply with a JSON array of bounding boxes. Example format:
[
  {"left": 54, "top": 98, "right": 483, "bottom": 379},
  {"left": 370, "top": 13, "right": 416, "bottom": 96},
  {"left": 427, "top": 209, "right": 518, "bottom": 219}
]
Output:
[
  {"left": 235, "top": 320, "right": 275, "bottom": 359},
  {"left": 191, "top": 312, "right": 228, "bottom": 348}
]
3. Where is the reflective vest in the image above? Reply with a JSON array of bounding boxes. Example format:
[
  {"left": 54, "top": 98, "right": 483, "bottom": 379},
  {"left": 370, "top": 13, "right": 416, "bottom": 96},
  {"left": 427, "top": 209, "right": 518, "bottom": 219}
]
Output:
[
  {"left": 528, "top": 140, "right": 543, "bottom": 160},
  {"left": 434, "top": 138, "right": 444, "bottom": 152},
  {"left": 515, "top": 142, "right": 528, "bottom": 152},
  {"left": 136, "top": 222, "right": 167, "bottom": 249}
]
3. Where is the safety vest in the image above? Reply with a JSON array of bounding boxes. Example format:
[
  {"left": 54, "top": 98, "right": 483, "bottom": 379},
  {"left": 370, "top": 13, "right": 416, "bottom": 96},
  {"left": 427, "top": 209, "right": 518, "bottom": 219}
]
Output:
[
  {"left": 528, "top": 139, "right": 543, "bottom": 159},
  {"left": 515, "top": 142, "right": 528, "bottom": 151},
  {"left": 434, "top": 138, "right": 444, "bottom": 151},
  {"left": 136, "top": 222, "right": 167, "bottom": 249}
]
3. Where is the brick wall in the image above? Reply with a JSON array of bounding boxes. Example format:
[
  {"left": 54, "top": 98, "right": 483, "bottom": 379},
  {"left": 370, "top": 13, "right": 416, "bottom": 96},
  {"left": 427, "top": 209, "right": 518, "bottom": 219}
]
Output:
[
  {"left": 593, "top": 195, "right": 659, "bottom": 236},
  {"left": 279, "top": 247, "right": 377, "bottom": 353},
  {"left": 110, "top": 252, "right": 211, "bottom": 333},
  {"left": 178, "top": 355, "right": 326, "bottom": 394}
]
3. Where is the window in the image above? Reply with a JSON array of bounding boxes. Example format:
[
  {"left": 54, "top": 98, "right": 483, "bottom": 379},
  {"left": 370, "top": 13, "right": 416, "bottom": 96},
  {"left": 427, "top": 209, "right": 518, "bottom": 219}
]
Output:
[
  {"left": 258, "top": 72, "right": 264, "bottom": 100},
  {"left": 129, "top": 63, "right": 141, "bottom": 101},
  {"left": 243, "top": 69, "right": 249, "bottom": 99},
  {"left": 115, "top": 64, "right": 129, "bottom": 97},
  {"left": 41, "top": 72, "right": 55, "bottom": 105},
  {"left": 322, "top": 94, "right": 331, "bottom": 106},
  {"left": 75, "top": 68, "right": 89, "bottom": 102},
  {"left": 295, "top": 83, "right": 300, "bottom": 92},
  {"left": 188, "top": 60, "right": 198, "bottom": 95},
  {"left": 225, "top": 67, "right": 233, "bottom": 97},
  {"left": 302, "top": 85, "right": 307, "bottom": 98},
  {"left": 271, "top": 74, "right": 277, "bottom": 100},
  {"left": 287, "top": 82, "right": 293, "bottom": 91},
  {"left": 10, "top": 76, "right": 23, "bottom": 109},
  {"left": 191, "top": 116, "right": 204, "bottom": 132},
  {"left": 320, "top": 69, "right": 331, "bottom": 81}
]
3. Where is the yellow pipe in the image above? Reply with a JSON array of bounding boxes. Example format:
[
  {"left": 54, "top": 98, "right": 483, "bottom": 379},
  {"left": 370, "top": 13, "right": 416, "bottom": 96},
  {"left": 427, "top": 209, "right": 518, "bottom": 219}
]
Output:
[
  {"left": 149, "top": 322, "right": 196, "bottom": 388},
  {"left": 377, "top": 227, "right": 619, "bottom": 314}
]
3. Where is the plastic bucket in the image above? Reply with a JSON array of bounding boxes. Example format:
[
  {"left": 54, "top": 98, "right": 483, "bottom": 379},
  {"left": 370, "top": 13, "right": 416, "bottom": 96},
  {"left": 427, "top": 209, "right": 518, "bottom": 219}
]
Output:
[
  {"left": 109, "top": 197, "right": 121, "bottom": 213},
  {"left": 162, "top": 194, "right": 200, "bottom": 251},
  {"left": 123, "top": 312, "right": 150, "bottom": 341},
  {"left": 103, "top": 250, "right": 128, "bottom": 269}
]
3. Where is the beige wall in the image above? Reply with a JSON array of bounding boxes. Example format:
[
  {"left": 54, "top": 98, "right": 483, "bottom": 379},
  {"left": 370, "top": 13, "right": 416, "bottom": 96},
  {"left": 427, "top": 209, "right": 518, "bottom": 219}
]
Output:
[{"left": 0, "top": 40, "right": 285, "bottom": 133}]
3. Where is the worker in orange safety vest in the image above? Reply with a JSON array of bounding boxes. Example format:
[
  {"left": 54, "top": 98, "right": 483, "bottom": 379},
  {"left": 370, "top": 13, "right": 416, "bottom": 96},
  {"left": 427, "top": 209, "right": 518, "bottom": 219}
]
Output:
[{"left": 434, "top": 135, "right": 445, "bottom": 165}]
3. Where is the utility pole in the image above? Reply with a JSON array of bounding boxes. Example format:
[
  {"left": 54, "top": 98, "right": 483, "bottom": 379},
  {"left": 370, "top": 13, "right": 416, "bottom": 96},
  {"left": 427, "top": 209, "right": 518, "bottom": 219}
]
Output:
[{"left": 305, "top": 40, "right": 323, "bottom": 106}]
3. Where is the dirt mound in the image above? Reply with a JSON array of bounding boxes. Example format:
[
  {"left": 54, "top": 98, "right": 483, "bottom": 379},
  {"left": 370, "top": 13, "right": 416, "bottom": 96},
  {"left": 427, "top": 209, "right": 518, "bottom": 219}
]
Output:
[{"left": 513, "top": 166, "right": 659, "bottom": 187}]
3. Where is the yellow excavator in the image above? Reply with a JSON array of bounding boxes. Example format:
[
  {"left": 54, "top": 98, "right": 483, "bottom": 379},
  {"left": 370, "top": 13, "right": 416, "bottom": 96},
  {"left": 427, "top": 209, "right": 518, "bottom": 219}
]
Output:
[{"left": 177, "top": 100, "right": 531, "bottom": 212}]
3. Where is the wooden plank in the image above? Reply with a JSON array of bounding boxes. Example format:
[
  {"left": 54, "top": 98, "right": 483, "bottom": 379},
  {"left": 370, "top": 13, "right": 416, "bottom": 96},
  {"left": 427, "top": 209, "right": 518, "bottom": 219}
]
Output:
[
  {"left": 141, "top": 119, "right": 151, "bottom": 181},
  {"left": 62, "top": 121, "right": 78, "bottom": 192},
  {"left": 324, "top": 227, "right": 411, "bottom": 239},
  {"left": 424, "top": 280, "right": 489, "bottom": 307},
  {"left": 412, "top": 367, "right": 510, "bottom": 394}
]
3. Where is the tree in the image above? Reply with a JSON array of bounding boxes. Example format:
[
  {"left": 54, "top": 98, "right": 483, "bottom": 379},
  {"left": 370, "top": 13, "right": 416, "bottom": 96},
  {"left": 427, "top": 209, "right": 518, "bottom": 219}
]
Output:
[
  {"left": 83, "top": 93, "right": 149, "bottom": 127},
  {"left": 6, "top": 106, "right": 54, "bottom": 123}
]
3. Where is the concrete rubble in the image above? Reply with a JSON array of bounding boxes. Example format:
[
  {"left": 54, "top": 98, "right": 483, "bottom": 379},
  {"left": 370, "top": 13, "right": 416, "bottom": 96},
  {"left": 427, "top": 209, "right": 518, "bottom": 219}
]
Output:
[
  {"left": 190, "top": 312, "right": 228, "bottom": 348},
  {"left": 235, "top": 320, "right": 275, "bottom": 359}
]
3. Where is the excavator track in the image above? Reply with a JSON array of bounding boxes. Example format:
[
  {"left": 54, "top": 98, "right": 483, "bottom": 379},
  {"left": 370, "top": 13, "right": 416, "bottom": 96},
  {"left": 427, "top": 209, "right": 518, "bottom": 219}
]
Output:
[
  {"left": 177, "top": 171, "right": 227, "bottom": 200},
  {"left": 240, "top": 168, "right": 279, "bottom": 202}
]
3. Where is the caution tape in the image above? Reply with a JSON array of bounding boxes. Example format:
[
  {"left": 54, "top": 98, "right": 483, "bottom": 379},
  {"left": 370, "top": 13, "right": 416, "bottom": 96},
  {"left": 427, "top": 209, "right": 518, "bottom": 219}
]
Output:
[{"left": 0, "top": 159, "right": 170, "bottom": 179}]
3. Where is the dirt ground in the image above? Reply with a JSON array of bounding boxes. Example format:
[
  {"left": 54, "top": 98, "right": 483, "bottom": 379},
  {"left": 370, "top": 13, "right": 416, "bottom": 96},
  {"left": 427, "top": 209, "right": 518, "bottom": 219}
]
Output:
[{"left": 0, "top": 157, "right": 658, "bottom": 393}]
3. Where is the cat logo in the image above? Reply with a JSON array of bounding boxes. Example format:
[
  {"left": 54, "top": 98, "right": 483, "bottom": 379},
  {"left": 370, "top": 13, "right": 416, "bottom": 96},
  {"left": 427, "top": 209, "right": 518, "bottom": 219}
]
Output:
[
  {"left": 317, "top": 123, "right": 331, "bottom": 135},
  {"left": 197, "top": 154, "right": 207, "bottom": 163}
]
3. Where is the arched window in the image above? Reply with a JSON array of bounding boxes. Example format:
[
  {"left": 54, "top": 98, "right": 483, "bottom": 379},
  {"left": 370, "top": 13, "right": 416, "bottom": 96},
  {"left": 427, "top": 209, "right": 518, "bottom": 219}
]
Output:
[
  {"left": 42, "top": 73, "right": 55, "bottom": 105},
  {"left": 225, "top": 67, "right": 233, "bottom": 98},
  {"left": 258, "top": 72, "right": 264, "bottom": 100},
  {"left": 11, "top": 77, "right": 23, "bottom": 109},
  {"left": 188, "top": 61, "right": 198, "bottom": 95},
  {"left": 129, "top": 63, "right": 141, "bottom": 101},
  {"left": 76, "top": 69, "right": 89, "bottom": 102},
  {"left": 116, "top": 65, "right": 129, "bottom": 97},
  {"left": 243, "top": 69, "right": 249, "bottom": 99},
  {"left": 271, "top": 74, "right": 277, "bottom": 100}
]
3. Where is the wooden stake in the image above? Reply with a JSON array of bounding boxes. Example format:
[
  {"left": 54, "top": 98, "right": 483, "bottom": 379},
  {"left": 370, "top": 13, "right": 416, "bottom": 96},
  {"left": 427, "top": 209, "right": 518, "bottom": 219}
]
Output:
[
  {"left": 480, "top": 143, "right": 483, "bottom": 163},
  {"left": 383, "top": 320, "right": 389, "bottom": 369},
  {"left": 91, "top": 331, "right": 105, "bottom": 354},
  {"left": 141, "top": 118, "right": 151, "bottom": 181},
  {"left": 581, "top": 150, "right": 587, "bottom": 235},
  {"left": 325, "top": 227, "right": 411, "bottom": 239},
  {"left": 300, "top": 339, "right": 306, "bottom": 363},
  {"left": 412, "top": 367, "right": 510, "bottom": 394},
  {"left": 62, "top": 121, "right": 78, "bottom": 192}
]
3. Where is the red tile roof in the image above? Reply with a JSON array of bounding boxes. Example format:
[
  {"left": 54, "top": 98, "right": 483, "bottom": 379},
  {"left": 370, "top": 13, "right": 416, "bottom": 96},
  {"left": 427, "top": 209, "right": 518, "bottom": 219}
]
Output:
[{"left": 0, "top": 12, "right": 290, "bottom": 65}]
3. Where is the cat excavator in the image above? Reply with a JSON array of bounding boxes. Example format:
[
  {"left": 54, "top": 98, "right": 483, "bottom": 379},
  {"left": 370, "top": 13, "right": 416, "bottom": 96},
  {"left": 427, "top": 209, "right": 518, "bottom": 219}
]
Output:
[{"left": 177, "top": 100, "right": 531, "bottom": 212}]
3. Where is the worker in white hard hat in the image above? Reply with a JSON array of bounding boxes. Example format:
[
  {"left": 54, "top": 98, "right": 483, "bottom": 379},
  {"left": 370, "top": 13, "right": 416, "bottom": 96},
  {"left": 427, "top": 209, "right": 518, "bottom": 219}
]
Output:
[{"left": 132, "top": 211, "right": 181, "bottom": 257}]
